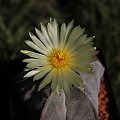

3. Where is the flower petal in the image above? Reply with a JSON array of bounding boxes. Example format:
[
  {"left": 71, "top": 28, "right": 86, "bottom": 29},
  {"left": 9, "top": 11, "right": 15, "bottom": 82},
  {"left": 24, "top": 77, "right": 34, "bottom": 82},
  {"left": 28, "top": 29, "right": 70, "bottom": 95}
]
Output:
[
  {"left": 25, "top": 40, "right": 48, "bottom": 55},
  {"left": 70, "top": 49, "right": 98, "bottom": 61},
  {"left": 21, "top": 50, "right": 47, "bottom": 59},
  {"left": 40, "top": 23, "right": 53, "bottom": 47},
  {"left": 60, "top": 20, "right": 74, "bottom": 48},
  {"left": 59, "top": 67, "right": 83, "bottom": 90},
  {"left": 29, "top": 32, "right": 49, "bottom": 53},
  {"left": 23, "top": 58, "right": 48, "bottom": 63},
  {"left": 33, "top": 65, "right": 53, "bottom": 81},
  {"left": 35, "top": 28, "right": 53, "bottom": 50},
  {"left": 38, "top": 68, "right": 55, "bottom": 91},
  {"left": 65, "top": 68, "right": 84, "bottom": 90},
  {"left": 60, "top": 23, "right": 66, "bottom": 48},
  {"left": 51, "top": 68, "right": 57, "bottom": 91},
  {"left": 24, "top": 68, "right": 30, "bottom": 71},
  {"left": 69, "top": 41, "right": 94, "bottom": 55},
  {"left": 65, "top": 26, "right": 85, "bottom": 50},
  {"left": 82, "top": 36, "right": 95, "bottom": 44},
  {"left": 56, "top": 69, "right": 63, "bottom": 92},
  {"left": 70, "top": 71, "right": 84, "bottom": 90},
  {"left": 24, "top": 70, "right": 40, "bottom": 78},
  {"left": 47, "top": 23, "right": 58, "bottom": 48},
  {"left": 52, "top": 19, "right": 59, "bottom": 46},
  {"left": 65, "top": 34, "right": 95, "bottom": 55},
  {"left": 26, "top": 60, "right": 49, "bottom": 69},
  {"left": 70, "top": 63, "right": 93, "bottom": 74},
  {"left": 70, "top": 56, "right": 97, "bottom": 65},
  {"left": 63, "top": 79, "right": 71, "bottom": 97},
  {"left": 62, "top": 68, "right": 72, "bottom": 96},
  {"left": 47, "top": 19, "right": 59, "bottom": 48}
]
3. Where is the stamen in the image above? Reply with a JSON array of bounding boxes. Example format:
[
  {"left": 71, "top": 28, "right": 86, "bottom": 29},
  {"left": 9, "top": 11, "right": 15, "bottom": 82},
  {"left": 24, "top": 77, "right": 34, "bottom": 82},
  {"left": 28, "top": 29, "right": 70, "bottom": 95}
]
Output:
[{"left": 49, "top": 49, "right": 69, "bottom": 68}]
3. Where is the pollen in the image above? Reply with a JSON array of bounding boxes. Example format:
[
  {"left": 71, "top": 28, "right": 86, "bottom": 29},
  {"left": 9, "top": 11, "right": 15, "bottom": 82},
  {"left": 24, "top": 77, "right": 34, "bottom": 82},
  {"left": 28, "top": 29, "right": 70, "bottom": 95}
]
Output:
[{"left": 49, "top": 49, "right": 69, "bottom": 68}]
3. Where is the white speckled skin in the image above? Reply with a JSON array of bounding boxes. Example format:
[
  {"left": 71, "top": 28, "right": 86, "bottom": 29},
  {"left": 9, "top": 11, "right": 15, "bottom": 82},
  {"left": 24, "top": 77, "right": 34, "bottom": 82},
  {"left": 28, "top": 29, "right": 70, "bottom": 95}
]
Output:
[{"left": 40, "top": 60, "right": 105, "bottom": 120}]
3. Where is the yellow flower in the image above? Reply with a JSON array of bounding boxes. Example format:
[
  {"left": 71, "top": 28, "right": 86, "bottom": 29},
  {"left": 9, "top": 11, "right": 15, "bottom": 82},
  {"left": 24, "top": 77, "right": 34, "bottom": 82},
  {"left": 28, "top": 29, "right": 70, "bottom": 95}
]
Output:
[{"left": 21, "top": 18, "right": 98, "bottom": 96}]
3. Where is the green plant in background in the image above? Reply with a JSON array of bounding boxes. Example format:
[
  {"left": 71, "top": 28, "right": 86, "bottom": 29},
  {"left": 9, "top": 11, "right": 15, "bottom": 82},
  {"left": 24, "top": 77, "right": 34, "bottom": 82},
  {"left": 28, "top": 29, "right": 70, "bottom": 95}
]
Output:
[
  {"left": 0, "top": 0, "right": 120, "bottom": 117},
  {"left": 0, "top": 0, "right": 63, "bottom": 61},
  {"left": 0, "top": 0, "right": 35, "bottom": 60}
]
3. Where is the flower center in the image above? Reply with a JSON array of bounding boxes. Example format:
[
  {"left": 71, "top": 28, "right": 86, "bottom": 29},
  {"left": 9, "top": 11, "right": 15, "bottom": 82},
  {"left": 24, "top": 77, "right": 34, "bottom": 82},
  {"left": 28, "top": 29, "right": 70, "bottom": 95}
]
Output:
[{"left": 50, "top": 49, "right": 69, "bottom": 68}]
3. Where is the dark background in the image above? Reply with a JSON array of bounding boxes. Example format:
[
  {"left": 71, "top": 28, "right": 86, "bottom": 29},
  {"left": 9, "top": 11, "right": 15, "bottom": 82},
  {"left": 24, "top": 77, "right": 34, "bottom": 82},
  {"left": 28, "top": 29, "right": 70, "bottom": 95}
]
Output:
[{"left": 0, "top": 0, "right": 120, "bottom": 119}]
